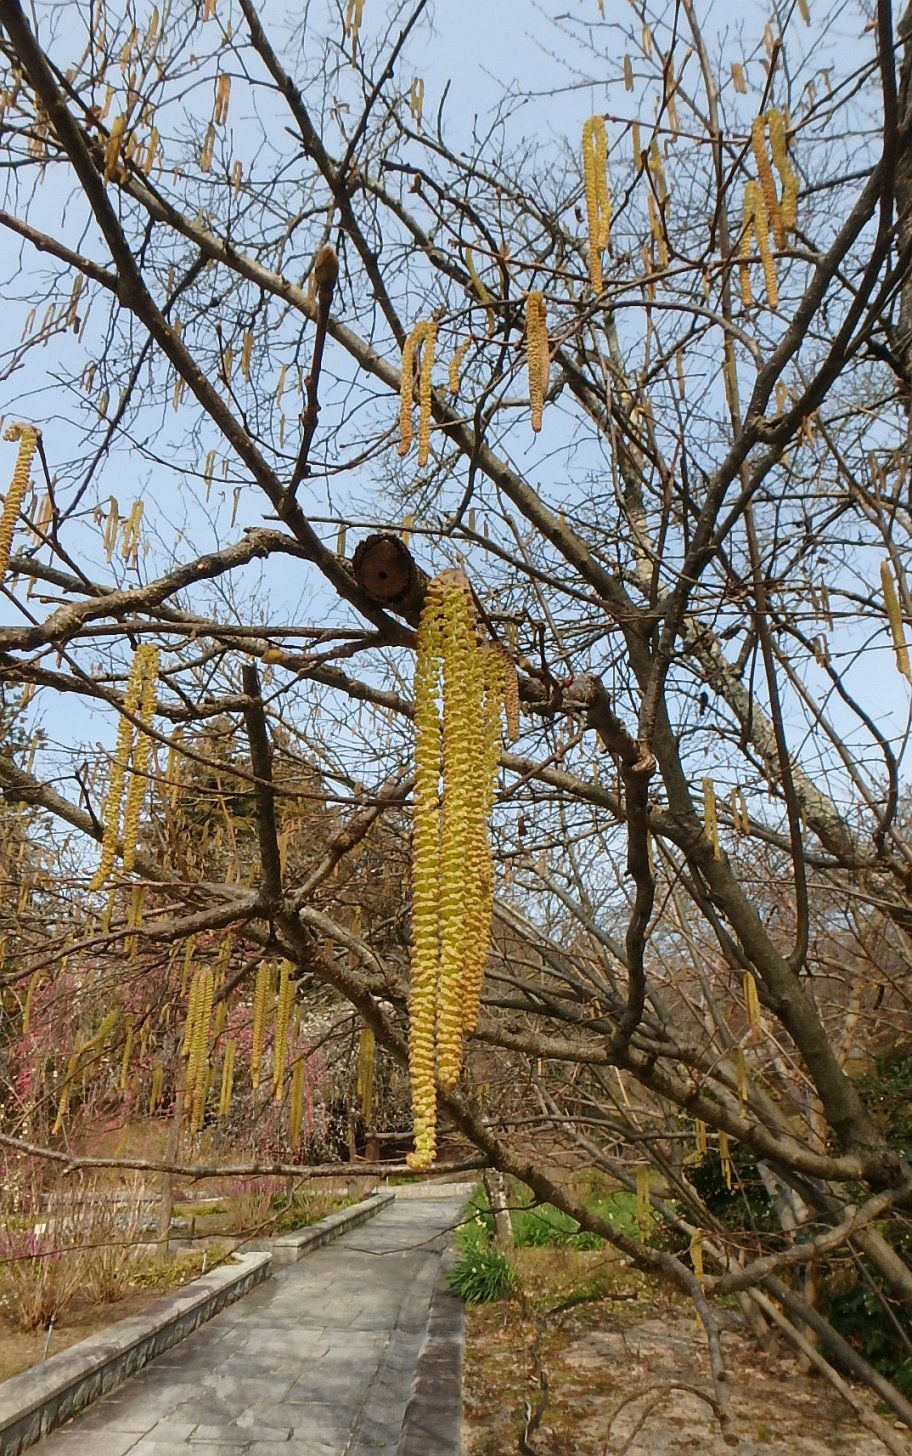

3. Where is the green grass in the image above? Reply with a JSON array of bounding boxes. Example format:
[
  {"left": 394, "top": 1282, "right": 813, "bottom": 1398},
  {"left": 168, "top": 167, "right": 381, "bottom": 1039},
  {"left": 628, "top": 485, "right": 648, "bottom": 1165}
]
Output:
[{"left": 460, "top": 1179, "right": 642, "bottom": 1253}]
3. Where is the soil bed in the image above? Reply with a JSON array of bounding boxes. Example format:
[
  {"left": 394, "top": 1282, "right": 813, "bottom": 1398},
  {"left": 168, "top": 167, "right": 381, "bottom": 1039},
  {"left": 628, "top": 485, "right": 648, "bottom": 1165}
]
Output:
[
  {"left": 0, "top": 1250, "right": 206, "bottom": 1384},
  {"left": 463, "top": 1247, "right": 885, "bottom": 1455}
]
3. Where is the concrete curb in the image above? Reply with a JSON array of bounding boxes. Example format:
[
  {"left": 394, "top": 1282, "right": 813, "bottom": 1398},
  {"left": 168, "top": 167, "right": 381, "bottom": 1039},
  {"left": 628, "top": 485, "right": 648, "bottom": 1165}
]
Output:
[
  {"left": 396, "top": 1253, "right": 465, "bottom": 1456},
  {"left": 243, "top": 1188, "right": 395, "bottom": 1265},
  {"left": 0, "top": 1251, "right": 270, "bottom": 1456},
  {"left": 0, "top": 1188, "right": 394, "bottom": 1456}
]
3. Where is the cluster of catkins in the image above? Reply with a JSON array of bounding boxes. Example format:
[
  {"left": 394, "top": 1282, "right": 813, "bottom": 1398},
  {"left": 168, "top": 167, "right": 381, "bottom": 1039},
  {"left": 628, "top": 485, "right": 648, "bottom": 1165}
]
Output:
[
  {"left": 408, "top": 569, "right": 518, "bottom": 1170},
  {"left": 90, "top": 644, "right": 159, "bottom": 889}
]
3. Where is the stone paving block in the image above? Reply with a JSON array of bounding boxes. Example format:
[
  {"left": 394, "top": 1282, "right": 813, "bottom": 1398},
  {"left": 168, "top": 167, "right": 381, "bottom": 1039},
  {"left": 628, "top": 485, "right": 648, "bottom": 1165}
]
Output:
[
  {"left": 187, "top": 1423, "right": 267, "bottom": 1443},
  {"left": 26, "top": 1433, "right": 144, "bottom": 1456},
  {"left": 24, "top": 1194, "right": 470, "bottom": 1456}
]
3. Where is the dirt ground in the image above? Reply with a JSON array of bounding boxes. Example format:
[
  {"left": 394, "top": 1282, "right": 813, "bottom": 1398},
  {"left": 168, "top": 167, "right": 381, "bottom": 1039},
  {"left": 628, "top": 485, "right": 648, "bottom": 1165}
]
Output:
[{"left": 463, "top": 1247, "right": 890, "bottom": 1455}]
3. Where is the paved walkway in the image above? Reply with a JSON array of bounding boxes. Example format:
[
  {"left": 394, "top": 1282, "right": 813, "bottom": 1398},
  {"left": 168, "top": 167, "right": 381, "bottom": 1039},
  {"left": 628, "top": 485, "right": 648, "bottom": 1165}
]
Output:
[{"left": 34, "top": 1191, "right": 469, "bottom": 1456}]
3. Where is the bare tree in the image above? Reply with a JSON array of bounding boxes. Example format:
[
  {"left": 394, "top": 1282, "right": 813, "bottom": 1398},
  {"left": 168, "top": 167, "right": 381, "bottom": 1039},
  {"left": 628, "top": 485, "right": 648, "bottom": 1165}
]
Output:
[{"left": 2, "top": 0, "right": 912, "bottom": 1443}]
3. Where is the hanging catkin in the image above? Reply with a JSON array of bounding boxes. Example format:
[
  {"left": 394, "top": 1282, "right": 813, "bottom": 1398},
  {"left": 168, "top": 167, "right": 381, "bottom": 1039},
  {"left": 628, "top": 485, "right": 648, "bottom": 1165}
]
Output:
[
  {"left": 738, "top": 186, "right": 755, "bottom": 308},
  {"left": 90, "top": 646, "right": 158, "bottom": 890},
  {"left": 690, "top": 1229, "right": 705, "bottom": 1290},
  {"left": 750, "top": 177, "right": 778, "bottom": 308},
  {"left": 407, "top": 572, "right": 507, "bottom": 1170},
  {"left": 122, "top": 648, "right": 158, "bottom": 871},
  {"left": 189, "top": 966, "right": 214, "bottom": 1132},
  {"left": 448, "top": 336, "right": 472, "bottom": 396},
  {"left": 218, "top": 1039, "right": 236, "bottom": 1117},
  {"left": 582, "top": 114, "right": 611, "bottom": 291},
  {"left": 289, "top": 1058, "right": 306, "bottom": 1148},
  {"left": 408, "top": 583, "right": 443, "bottom": 1171},
  {"left": 767, "top": 108, "right": 798, "bottom": 233},
  {"left": 250, "top": 959, "right": 271, "bottom": 1089},
  {"left": 702, "top": 778, "right": 721, "bottom": 859},
  {"left": 273, "top": 961, "right": 294, "bottom": 1098},
  {"left": 398, "top": 320, "right": 437, "bottom": 465},
  {"left": 718, "top": 1130, "right": 733, "bottom": 1190},
  {"left": 1, "top": 424, "right": 40, "bottom": 576},
  {"left": 751, "top": 115, "right": 784, "bottom": 248},
  {"left": 730, "top": 786, "right": 750, "bottom": 835},
  {"left": 525, "top": 291, "right": 548, "bottom": 432},
  {"left": 357, "top": 1026, "right": 375, "bottom": 1122},
  {"left": 436, "top": 575, "right": 483, "bottom": 1091},
  {"left": 881, "top": 559, "right": 911, "bottom": 680},
  {"left": 744, "top": 971, "right": 762, "bottom": 1037}
]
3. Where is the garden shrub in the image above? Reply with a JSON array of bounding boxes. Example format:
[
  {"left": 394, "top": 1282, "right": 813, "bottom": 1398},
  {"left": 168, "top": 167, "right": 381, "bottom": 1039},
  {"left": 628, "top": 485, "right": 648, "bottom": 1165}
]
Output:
[{"left": 447, "top": 1244, "right": 517, "bottom": 1303}]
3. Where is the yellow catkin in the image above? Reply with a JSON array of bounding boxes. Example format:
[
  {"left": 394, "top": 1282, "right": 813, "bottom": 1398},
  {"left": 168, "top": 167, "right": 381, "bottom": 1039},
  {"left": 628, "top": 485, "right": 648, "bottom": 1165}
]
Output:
[
  {"left": 417, "top": 321, "right": 437, "bottom": 467},
  {"left": 731, "top": 62, "right": 747, "bottom": 93},
  {"left": 767, "top": 108, "right": 797, "bottom": 234},
  {"left": 739, "top": 187, "right": 755, "bottom": 308},
  {"left": 690, "top": 1229, "right": 705, "bottom": 1290},
  {"left": 120, "top": 499, "right": 144, "bottom": 564},
  {"left": 525, "top": 291, "right": 548, "bottom": 432},
  {"left": 461, "top": 645, "right": 507, "bottom": 1035},
  {"left": 582, "top": 114, "right": 611, "bottom": 291},
  {"left": 702, "top": 777, "right": 721, "bottom": 859},
  {"left": 122, "top": 647, "right": 158, "bottom": 872},
  {"left": 463, "top": 246, "right": 496, "bottom": 336},
  {"left": 409, "top": 76, "right": 425, "bottom": 125},
  {"left": 458, "top": 629, "right": 490, "bottom": 1041},
  {"left": 149, "top": 1063, "right": 164, "bottom": 1112},
  {"left": 199, "top": 123, "right": 215, "bottom": 172},
  {"left": 730, "top": 786, "right": 750, "bottom": 834},
  {"left": 408, "top": 584, "right": 444, "bottom": 1170},
  {"left": 647, "top": 192, "right": 668, "bottom": 268},
  {"left": 648, "top": 139, "right": 667, "bottom": 201},
  {"left": 719, "top": 1131, "right": 733, "bottom": 1190},
  {"left": 744, "top": 971, "right": 762, "bottom": 1037},
  {"left": 103, "top": 114, "right": 126, "bottom": 180},
  {"left": 636, "top": 1165, "right": 653, "bottom": 1238},
  {"left": 436, "top": 574, "right": 482, "bottom": 1091},
  {"left": 399, "top": 320, "right": 434, "bottom": 460},
  {"left": 1, "top": 424, "right": 40, "bottom": 575},
  {"left": 289, "top": 1058, "right": 306, "bottom": 1148},
  {"left": 190, "top": 966, "right": 214, "bottom": 1132},
  {"left": 751, "top": 115, "right": 783, "bottom": 248},
  {"left": 695, "top": 1118, "right": 708, "bottom": 1156},
  {"left": 214, "top": 73, "right": 231, "bottom": 125},
  {"left": 407, "top": 572, "right": 506, "bottom": 1172},
  {"left": 90, "top": 647, "right": 152, "bottom": 890},
  {"left": 881, "top": 559, "right": 911, "bottom": 680},
  {"left": 357, "top": 1026, "right": 375, "bottom": 1122},
  {"left": 218, "top": 1039, "right": 236, "bottom": 1117},
  {"left": 273, "top": 961, "right": 294, "bottom": 1098},
  {"left": 448, "top": 336, "right": 471, "bottom": 396},
  {"left": 181, "top": 964, "right": 201, "bottom": 1061},
  {"left": 750, "top": 176, "right": 778, "bottom": 308},
  {"left": 250, "top": 959, "right": 271, "bottom": 1089}
]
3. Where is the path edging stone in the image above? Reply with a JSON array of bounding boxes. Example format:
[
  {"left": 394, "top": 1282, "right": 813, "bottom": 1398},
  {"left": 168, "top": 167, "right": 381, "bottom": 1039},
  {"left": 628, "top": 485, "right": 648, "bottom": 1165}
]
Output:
[
  {"left": 396, "top": 1252, "right": 465, "bottom": 1456},
  {"left": 0, "top": 1188, "right": 392, "bottom": 1456},
  {"left": 243, "top": 1188, "right": 395, "bottom": 1264}
]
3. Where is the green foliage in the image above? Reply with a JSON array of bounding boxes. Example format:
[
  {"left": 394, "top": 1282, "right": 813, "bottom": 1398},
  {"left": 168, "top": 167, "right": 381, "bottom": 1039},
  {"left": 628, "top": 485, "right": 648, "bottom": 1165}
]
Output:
[
  {"left": 858, "top": 1041, "right": 912, "bottom": 1163},
  {"left": 686, "top": 1147, "right": 776, "bottom": 1234},
  {"left": 820, "top": 1042, "right": 912, "bottom": 1394},
  {"left": 826, "top": 1273, "right": 912, "bottom": 1397},
  {"left": 446, "top": 1244, "right": 518, "bottom": 1304}
]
